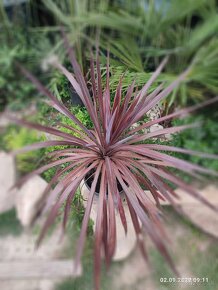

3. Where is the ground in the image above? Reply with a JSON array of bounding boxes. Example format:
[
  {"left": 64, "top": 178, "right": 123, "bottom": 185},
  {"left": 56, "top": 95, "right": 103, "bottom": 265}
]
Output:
[
  {"left": 0, "top": 187, "right": 217, "bottom": 290},
  {"left": 54, "top": 187, "right": 218, "bottom": 290},
  {"left": 0, "top": 207, "right": 213, "bottom": 290}
]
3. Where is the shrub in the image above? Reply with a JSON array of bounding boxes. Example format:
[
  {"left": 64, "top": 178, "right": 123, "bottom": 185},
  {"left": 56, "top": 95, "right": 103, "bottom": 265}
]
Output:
[
  {"left": 172, "top": 113, "right": 218, "bottom": 173},
  {"left": 3, "top": 126, "right": 44, "bottom": 174},
  {"left": 7, "top": 34, "right": 218, "bottom": 290}
]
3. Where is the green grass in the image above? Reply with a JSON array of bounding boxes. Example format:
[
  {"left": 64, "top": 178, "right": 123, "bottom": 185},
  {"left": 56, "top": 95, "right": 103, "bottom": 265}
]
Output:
[
  {"left": 54, "top": 188, "right": 111, "bottom": 290},
  {"left": 55, "top": 204, "right": 111, "bottom": 290},
  {"left": 0, "top": 209, "right": 22, "bottom": 236},
  {"left": 150, "top": 208, "right": 218, "bottom": 290},
  {"left": 56, "top": 256, "right": 111, "bottom": 290},
  {"left": 0, "top": 123, "right": 46, "bottom": 178},
  {"left": 190, "top": 240, "right": 218, "bottom": 290}
]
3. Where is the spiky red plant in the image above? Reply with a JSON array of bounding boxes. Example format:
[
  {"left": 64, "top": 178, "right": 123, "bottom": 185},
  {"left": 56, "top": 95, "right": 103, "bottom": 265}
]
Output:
[{"left": 8, "top": 34, "right": 218, "bottom": 290}]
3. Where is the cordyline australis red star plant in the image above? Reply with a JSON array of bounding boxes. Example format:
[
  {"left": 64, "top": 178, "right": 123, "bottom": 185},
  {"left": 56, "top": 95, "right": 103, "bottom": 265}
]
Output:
[{"left": 8, "top": 34, "right": 218, "bottom": 290}]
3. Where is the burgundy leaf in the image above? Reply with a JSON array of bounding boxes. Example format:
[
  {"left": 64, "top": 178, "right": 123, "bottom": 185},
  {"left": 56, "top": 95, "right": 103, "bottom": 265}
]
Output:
[{"left": 13, "top": 45, "right": 218, "bottom": 290}]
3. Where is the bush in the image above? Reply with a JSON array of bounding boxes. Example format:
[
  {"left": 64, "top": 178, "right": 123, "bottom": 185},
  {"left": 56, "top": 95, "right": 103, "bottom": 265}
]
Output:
[
  {"left": 2, "top": 126, "right": 45, "bottom": 175},
  {"left": 172, "top": 111, "right": 218, "bottom": 173},
  {"left": 0, "top": 209, "right": 22, "bottom": 236},
  {"left": 36, "top": 103, "right": 93, "bottom": 182}
]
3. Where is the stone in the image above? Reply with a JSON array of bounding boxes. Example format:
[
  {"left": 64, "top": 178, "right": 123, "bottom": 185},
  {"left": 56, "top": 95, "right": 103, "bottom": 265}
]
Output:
[
  {"left": 0, "top": 228, "right": 68, "bottom": 261},
  {"left": 182, "top": 203, "right": 218, "bottom": 238},
  {"left": 0, "top": 260, "right": 82, "bottom": 279},
  {"left": 80, "top": 181, "right": 137, "bottom": 261},
  {"left": 130, "top": 122, "right": 147, "bottom": 134},
  {"left": 148, "top": 124, "right": 164, "bottom": 140},
  {"left": 0, "top": 280, "right": 57, "bottom": 290},
  {"left": 0, "top": 151, "right": 17, "bottom": 213},
  {"left": 149, "top": 123, "right": 172, "bottom": 140},
  {"left": 16, "top": 175, "right": 48, "bottom": 227},
  {"left": 146, "top": 104, "right": 162, "bottom": 121},
  {"left": 0, "top": 115, "right": 10, "bottom": 128},
  {"left": 164, "top": 132, "right": 172, "bottom": 140},
  {"left": 0, "top": 227, "right": 82, "bottom": 290},
  {"left": 112, "top": 248, "right": 151, "bottom": 289},
  {"left": 149, "top": 124, "right": 164, "bottom": 133},
  {"left": 146, "top": 185, "right": 218, "bottom": 238},
  {"left": 130, "top": 122, "right": 140, "bottom": 131},
  {"left": 1, "top": 104, "right": 36, "bottom": 123},
  {"left": 176, "top": 185, "right": 218, "bottom": 238}
]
